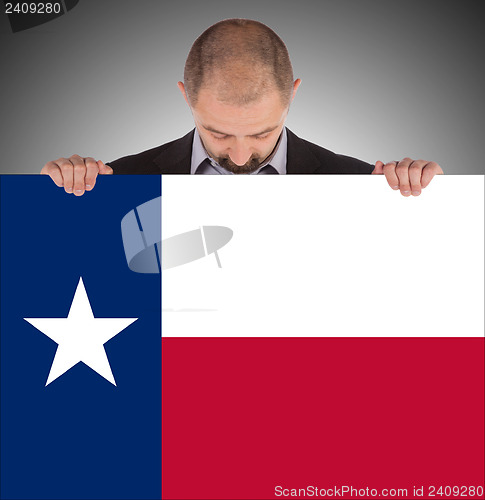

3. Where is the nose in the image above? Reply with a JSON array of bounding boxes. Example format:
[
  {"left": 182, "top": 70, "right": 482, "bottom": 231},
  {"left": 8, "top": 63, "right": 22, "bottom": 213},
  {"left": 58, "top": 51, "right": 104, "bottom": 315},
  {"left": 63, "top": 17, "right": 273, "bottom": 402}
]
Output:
[{"left": 228, "top": 140, "right": 252, "bottom": 166}]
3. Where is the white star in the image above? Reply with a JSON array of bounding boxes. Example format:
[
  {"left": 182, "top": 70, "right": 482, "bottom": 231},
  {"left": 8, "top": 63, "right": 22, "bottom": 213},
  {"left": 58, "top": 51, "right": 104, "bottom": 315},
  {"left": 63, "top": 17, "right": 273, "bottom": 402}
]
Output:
[{"left": 24, "top": 278, "right": 137, "bottom": 386}]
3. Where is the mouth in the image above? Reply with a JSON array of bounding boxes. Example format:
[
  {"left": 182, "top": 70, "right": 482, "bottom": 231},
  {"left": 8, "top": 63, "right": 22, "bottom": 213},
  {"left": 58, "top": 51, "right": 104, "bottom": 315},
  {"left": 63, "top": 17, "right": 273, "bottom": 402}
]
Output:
[{"left": 217, "top": 156, "right": 262, "bottom": 174}]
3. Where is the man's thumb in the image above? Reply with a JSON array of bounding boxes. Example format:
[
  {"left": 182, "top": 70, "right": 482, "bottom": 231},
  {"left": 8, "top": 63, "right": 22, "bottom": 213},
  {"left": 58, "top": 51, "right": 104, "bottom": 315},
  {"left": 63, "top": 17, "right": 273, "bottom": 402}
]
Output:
[
  {"left": 372, "top": 160, "right": 384, "bottom": 175},
  {"left": 97, "top": 160, "right": 113, "bottom": 175}
]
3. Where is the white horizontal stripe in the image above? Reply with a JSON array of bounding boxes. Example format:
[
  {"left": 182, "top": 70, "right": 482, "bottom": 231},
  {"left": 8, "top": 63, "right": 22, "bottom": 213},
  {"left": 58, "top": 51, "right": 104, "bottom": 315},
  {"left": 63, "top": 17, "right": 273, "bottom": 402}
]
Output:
[{"left": 162, "top": 176, "right": 484, "bottom": 337}]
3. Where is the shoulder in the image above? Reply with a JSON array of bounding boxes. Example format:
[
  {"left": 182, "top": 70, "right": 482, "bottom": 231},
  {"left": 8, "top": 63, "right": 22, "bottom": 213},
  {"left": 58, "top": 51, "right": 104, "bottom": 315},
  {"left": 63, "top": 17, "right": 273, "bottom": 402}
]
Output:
[
  {"left": 106, "top": 130, "right": 194, "bottom": 174},
  {"left": 107, "top": 143, "right": 170, "bottom": 175},
  {"left": 286, "top": 129, "right": 374, "bottom": 174}
]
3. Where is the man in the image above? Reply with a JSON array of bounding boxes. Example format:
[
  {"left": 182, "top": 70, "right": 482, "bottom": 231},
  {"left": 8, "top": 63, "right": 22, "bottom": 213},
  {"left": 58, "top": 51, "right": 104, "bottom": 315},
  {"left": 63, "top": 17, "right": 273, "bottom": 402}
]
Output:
[{"left": 41, "top": 18, "right": 443, "bottom": 195}]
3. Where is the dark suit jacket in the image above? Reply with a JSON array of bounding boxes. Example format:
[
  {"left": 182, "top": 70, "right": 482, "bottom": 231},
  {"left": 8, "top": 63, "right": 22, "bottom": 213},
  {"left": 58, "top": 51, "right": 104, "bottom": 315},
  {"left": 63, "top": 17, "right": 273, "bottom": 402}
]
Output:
[{"left": 107, "top": 128, "right": 374, "bottom": 175}]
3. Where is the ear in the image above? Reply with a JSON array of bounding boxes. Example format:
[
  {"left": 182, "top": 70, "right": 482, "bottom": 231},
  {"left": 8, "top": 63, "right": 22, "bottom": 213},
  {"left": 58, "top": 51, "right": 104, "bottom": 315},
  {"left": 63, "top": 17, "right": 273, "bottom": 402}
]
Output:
[
  {"left": 291, "top": 79, "right": 302, "bottom": 102},
  {"left": 177, "top": 81, "right": 190, "bottom": 105}
]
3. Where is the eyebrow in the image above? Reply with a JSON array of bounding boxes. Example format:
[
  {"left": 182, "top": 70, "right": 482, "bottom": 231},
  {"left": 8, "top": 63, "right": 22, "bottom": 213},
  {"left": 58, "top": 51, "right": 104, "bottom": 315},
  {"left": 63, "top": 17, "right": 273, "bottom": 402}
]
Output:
[{"left": 202, "top": 124, "right": 279, "bottom": 137}]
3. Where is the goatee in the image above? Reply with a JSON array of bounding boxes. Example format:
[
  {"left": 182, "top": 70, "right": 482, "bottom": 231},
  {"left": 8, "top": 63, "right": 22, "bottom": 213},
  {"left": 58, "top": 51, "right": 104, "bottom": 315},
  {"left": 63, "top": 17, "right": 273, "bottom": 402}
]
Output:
[{"left": 216, "top": 155, "right": 263, "bottom": 174}]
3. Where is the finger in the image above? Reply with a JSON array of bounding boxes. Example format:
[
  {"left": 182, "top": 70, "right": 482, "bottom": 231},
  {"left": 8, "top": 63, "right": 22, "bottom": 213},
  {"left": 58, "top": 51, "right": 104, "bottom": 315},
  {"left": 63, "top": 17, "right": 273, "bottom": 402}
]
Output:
[
  {"left": 372, "top": 161, "right": 384, "bottom": 175},
  {"left": 396, "top": 157, "right": 413, "bottom": 196},
  {"left": 421, "top": 162, "right": 444, "bottom": 189},
  {"left": 56, "top": 157, "right": 75, "bottom": 194},
  {"left": 70, "top": 155, "right": 87, "bottom": 196},
  {"left": 408, "top": 160, "right": 427, "bottom": 196},
  {"left": 98, "top": 160, "right": 113, "bottom": 175},
  {"left": 382, "top": 161, "right": 400, "bottom": 190},
  {"left": 41, "top": 161, "right": 64, "bottom": 187},
  {"left": 84, "top": 157, "right": 99, "bottom": 191}
]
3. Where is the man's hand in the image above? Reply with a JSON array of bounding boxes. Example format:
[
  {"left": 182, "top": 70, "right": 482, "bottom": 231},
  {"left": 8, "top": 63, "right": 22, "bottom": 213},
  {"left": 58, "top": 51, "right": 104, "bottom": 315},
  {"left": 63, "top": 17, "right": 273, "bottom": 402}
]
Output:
[
  {"left": 372, "top": 158, "right": 443, "bottom": 196},
  {"left": 40, "top": 155, "right": 113, "bottom": 196}
]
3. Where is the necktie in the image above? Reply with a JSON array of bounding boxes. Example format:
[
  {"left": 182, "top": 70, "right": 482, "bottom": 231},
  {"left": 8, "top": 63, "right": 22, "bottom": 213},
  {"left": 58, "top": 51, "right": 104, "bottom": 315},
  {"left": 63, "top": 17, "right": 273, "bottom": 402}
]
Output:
[
  {"left": 195, "top": 159, "right": 278, "bottom": 175},
  {"left": 257, "top": 165, "right": 278, "bottom": 174}
]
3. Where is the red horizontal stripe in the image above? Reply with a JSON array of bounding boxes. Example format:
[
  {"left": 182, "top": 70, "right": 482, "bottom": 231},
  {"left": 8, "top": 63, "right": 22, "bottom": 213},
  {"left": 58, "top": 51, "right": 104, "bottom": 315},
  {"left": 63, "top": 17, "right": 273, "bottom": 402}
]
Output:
[{"left": 162, "top": 338, "right": 484, "bottom": 500}]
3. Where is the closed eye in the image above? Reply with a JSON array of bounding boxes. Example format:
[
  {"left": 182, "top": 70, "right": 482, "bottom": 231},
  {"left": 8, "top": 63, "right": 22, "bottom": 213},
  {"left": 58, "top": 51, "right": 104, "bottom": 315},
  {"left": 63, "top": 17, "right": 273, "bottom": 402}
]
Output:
[{"left": 211, "top": 133, "right": 271, "bottom": 140}]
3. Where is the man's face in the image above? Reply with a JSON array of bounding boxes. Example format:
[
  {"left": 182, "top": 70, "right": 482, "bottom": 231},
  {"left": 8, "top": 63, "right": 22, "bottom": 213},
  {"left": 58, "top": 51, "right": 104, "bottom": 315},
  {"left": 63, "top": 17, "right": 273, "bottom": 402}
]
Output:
[{"left": 181, "top": 84, "right": 296, "bottom": 174}]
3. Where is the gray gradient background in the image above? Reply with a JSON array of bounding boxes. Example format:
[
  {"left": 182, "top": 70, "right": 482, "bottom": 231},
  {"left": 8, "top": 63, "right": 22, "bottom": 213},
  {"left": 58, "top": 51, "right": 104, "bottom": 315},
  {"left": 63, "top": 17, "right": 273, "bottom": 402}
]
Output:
[{"left": 0, "top": 0, "right": 483, "bottom": 174}]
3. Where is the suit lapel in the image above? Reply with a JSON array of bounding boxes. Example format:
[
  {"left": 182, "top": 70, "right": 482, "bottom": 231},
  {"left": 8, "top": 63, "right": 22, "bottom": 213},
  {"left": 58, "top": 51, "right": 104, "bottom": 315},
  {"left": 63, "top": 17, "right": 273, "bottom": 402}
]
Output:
[
  {"left": 153, "top": 130, "right": 194, "bottom": 174},
  {"left": 285, "top": 128, "right": 321, "bottom": 174}
]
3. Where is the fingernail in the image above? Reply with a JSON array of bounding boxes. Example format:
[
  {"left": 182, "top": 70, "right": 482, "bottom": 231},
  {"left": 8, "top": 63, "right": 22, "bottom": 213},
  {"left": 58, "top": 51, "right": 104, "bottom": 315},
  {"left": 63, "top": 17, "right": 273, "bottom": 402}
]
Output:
[
  {"left": 66, "top": 187, "right": 72, "bottom": 192},
  {"left": 402, "top": 190, "right": 410, "bottom": 195},
  {"left": 85, "top": 184, "right": 91, "bottom": 189},
  {"left": 392, "top": 185, "right": 399, "bottom": 190},
  {"left": 75, "top": 189, "right": 83, "bottom": 194},
  {"left": 412, "top": 191, "right": 420, "bottom": 196}
]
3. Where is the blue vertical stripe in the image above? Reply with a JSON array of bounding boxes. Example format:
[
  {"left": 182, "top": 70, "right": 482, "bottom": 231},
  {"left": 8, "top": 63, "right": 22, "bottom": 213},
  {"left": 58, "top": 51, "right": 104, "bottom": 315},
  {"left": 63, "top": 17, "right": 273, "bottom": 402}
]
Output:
[{"left": 0, "top": 175, "right": 161, "bottom": 500}]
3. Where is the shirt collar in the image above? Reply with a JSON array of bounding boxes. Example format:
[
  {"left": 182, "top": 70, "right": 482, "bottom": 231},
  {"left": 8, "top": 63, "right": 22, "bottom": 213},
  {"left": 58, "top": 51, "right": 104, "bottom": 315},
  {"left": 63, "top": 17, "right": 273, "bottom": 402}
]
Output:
[{"left": 191, "top": 127, "right": 287, "bottom": 175}]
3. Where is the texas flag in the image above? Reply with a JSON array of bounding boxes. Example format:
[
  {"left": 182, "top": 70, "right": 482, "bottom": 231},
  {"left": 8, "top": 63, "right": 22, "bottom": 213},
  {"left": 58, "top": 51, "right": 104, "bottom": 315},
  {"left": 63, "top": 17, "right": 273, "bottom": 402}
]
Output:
[{"left": 1, "top": 174, "right": 484, "bottom": 500}]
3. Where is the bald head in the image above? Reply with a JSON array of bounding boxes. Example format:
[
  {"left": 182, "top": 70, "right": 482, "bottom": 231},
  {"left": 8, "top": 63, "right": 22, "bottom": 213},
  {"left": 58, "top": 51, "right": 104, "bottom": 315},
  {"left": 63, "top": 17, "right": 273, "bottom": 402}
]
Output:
[{"left": 183, "top": 19, "right": 294, "bottom": 107}]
